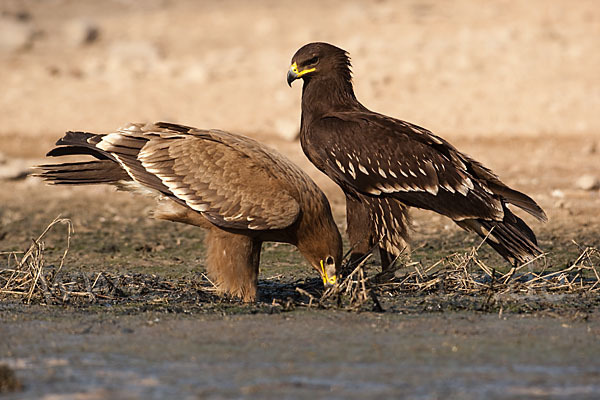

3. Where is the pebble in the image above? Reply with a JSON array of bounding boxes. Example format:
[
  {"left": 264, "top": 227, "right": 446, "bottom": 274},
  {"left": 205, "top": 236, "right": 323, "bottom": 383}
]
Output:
[
  {"left": 63, "top": 18, "right": 99, "bottom": 47},
  {"left": 0, "top": 159, "right": 30, "bottom": 181},
  {"left": 575, "top": 174, "right": 600, "bottom": 191},
  {"left": 582, "top": 142, "right": 597, "bottom": 155},
  {"left": 0, "top": 364, "right": 23, "bottom": 393},
  {"left": 554, "top": 199, "right": 566, "bottom": 209},
  {"left": 0, "top": 17, "right": 36, "bottom": 52}
]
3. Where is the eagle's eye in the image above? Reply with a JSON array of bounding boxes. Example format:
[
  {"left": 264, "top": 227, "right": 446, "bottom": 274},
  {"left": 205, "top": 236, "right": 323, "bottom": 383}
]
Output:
[
  {"left": 325, "top": 255, "right": 334, "bottom": 266},
  {"left": 303, "top": 56, "right": 319, "bottom": 67}
]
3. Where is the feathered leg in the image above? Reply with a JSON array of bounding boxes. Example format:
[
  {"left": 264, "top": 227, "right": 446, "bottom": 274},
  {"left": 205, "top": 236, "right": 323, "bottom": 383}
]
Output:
[
  {"left": 205, "top": 228, "right": 262, "bottom": 302},
  {"left": 346, "top": 194, "right": 375, "bottom": 267},
  {"left": 346, "top": 194, "right": 409, "bottom": 271}
]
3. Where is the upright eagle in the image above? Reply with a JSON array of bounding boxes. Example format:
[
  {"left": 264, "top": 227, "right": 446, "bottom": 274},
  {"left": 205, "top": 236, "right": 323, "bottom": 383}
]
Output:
[
  {"left": 287, "top": 42, "right": 547, "bottom": 268},
  {"left": 37, "top": 122, "right": 342, "bottom": 301}
]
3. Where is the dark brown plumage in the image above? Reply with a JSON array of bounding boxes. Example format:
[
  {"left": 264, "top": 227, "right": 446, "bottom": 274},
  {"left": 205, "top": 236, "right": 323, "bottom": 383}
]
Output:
[
  {"left": 37, "top": 122, "right": 343, "bottom": 301},
  {"left": 287, "top": 42, "right": 547, "bottom": 267}
]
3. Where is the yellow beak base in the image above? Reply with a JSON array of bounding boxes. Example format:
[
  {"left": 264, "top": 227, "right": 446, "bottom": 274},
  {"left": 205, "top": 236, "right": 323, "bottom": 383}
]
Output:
[
  {"left": 320, "top": 259, "right": 337, "bottom": 286},
  {"left": 287, "top": 62, "right": 316, "bottom": 86}
]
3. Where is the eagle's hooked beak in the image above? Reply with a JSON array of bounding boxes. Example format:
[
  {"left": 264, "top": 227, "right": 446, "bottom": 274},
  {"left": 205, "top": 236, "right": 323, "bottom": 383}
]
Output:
[
  {"left": 287, "top": 62, "right": 315, "bottom": 87},
  {"left": 287, "top": 65, "right": 298, "bottom": 87},
  {"left": 319, "top": 259, "right": 337, "bottom": 287}
]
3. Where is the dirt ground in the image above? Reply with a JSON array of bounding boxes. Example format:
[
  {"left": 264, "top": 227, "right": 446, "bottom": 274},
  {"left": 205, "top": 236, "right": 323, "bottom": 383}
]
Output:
[
  {"left": 1, "top": 308, "right": 599, "bottom": 399},
  {"left": 1, "top": 0, "right": 599, "bottom": 398}
]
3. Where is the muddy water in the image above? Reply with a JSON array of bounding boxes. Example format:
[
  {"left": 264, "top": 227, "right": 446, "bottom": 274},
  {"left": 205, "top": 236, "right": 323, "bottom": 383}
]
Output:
[{"left": 1, "top": 308, "right": 599, "bottom": 399}]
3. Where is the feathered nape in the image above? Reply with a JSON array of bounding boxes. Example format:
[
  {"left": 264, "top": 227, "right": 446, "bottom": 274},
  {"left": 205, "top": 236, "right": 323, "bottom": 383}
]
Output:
[
  {"left": 301, "top": 49, "right": 361, "bottom": 117},
  {"left": 335, "top": 50, "right": 353, "bottom": 84}
]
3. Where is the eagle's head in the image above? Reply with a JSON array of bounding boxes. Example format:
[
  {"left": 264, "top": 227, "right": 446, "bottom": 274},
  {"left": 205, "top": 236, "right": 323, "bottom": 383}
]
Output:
[
  {"left": 287, "top": 42, "right": 351, "bottom": 87},
  {"left": 301, "top": 228, "right": 342, "bottom": 288},
  {"left": 295, "top": 202, "right": 343, "bottom": 288}
]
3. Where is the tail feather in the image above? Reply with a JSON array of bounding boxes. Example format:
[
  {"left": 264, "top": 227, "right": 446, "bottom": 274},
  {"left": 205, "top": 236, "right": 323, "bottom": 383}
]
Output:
[
  {"left": 46, "top": 146, "right": 110, "bottom": 160},
  {"left": 47, "top": 131, "right": 114, "bottom": 160},
  {"left": 35, "top": 160, "right": 129, "bottom": 185},
  {"left": 55, "top": 131, "right": 101, "bottom": 147},
  {"left": 456, "top": 208, "right": 543, "bottom": 265},
  {"left": 36, "top": 131, "right": 130, "bottom": 185},
  {"left": 488, "top": 183, "right": 548, "bottom": 222},
  {"left": 465, "top": 156, "right": 547, "bottom": 223}
]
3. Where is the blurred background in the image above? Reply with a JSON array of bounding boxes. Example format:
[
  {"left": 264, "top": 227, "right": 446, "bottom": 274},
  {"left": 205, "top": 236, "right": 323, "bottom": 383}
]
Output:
[
  {"left": 0, "top": 0, "right": 598, "bottom": 253},
  {"left": 0, "top": 0, "right": 598, "bottom": 152}
]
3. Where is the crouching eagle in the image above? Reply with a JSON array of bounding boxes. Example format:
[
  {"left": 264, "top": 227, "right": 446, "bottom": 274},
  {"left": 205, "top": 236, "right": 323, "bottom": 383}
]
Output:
[
  {"left": 37, "top": 122, "right": 342, "bottom": 301},
  {"left": 287, "top": 42, "right": 547, "bottom": 268}
]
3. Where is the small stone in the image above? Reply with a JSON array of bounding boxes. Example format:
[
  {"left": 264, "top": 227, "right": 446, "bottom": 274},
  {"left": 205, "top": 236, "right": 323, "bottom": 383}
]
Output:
[
  {"left": 551, "top": 189, "right": 565, "bottom": 198},
  {"left": 63, "top": 19, "right": 99, "bottom": 47},
  {"left": 0, "top": 364, "right": 23, "bottom": 393},
  {"left": 582, "top": 142, "right": 597, "bottom": 155},
  {"left": 554, "top": 199, "right": 566, "bottom": 209},
  {"left": 0, "top": 159, "right": 30, "bottom": 181},
  {"left": 575, "top": 175, "right": 600, "bottom": 191},
  {"left": 14, "top": 11, "right": 32, "bottom": 22},
  {"left": 0, "top": 17, "right": 35, "bottom": 52}
]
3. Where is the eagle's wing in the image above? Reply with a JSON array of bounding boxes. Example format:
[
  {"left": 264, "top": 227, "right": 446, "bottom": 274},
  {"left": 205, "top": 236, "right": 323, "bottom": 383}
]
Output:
[
  {"left": 55, "top": 122, "right": 301, "bottom": 231},
  {"left": 305, "top": 112, "right": 546, "bottom": 222}
]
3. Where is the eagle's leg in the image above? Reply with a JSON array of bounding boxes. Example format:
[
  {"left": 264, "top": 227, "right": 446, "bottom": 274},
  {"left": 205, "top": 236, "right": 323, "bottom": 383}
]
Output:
[
  {"left": 205, "top": 228, "right": 262, "bottom": 302},
  {"left": 378, "top": 248, "right": 394, "bottom": 272},
  {"left": 346, "top": 195, "right": 407, "bottom": 272},
  {"left": 153, "top": 199, "right": 263, "bottom": 301},
  {"left": 345, "top": 194, "right": 377, "bottom": 268}
]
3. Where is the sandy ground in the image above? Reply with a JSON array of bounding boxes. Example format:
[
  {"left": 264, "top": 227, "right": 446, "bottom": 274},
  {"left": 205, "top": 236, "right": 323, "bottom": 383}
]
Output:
[{"left": 1, "top": 0, "right": 600, "bottom": 398}]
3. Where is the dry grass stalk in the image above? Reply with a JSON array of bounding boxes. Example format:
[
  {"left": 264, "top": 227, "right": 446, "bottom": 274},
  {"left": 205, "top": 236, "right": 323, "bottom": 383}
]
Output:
[
  {"left": 311, "top": 235, "right": 600, "bottom": 311},
  {"left": 0, "top": 216, "right": 72, "bottom": 304},
  {"left": 376, "top": 242, "right": 600, "bottom": 296},
  {"left": 278, "top": 238, "right": 600, "bottom": 312},
  {"left": 295, "top": 287, "right": 316, "bottom": 307},
  {"left": 0, "top": 216, "right": 219, "bottom": 305},
  {"left": 318, "top": 254, "right": 376, "bottom": 311},
  {"left": 2, "top": 217, "right": 598, "bottom": 310}
]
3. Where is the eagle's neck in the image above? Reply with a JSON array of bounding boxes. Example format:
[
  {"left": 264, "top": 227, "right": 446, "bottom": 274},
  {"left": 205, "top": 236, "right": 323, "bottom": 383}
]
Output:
[{"left": 300, "top": 74, "right": 361, "bottom": 124}]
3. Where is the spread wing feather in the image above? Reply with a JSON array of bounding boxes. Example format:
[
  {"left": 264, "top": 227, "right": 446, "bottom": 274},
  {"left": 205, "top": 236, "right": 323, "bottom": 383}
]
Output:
[{"left": 304, "top": 111, "right": 546, "bottom": 223}]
